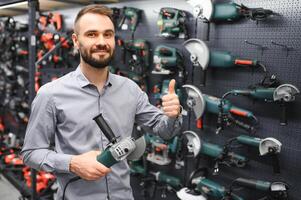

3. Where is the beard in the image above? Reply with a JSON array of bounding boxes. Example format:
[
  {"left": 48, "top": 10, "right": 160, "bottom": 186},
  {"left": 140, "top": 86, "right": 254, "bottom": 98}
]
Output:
[{"left": 79, "top": 44, "right": 114, "bottom": 69}]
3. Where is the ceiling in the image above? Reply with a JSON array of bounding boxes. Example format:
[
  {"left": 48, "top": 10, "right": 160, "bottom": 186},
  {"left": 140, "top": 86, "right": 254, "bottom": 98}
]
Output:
[{"left": 0, "top": 0, "right": 122, "bottom": 17}]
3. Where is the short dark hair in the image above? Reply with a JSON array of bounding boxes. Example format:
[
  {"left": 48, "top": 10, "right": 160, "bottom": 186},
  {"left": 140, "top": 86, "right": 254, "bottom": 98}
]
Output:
[{"left": 74, "top": 4, "right": 113, "bottom": 32}]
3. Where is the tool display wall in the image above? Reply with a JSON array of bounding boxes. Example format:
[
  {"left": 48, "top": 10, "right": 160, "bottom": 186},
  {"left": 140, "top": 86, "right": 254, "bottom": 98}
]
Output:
[
  {"left": 108, "top": 0, "right": 300, "bottom": 199},
  {"left": 0, "top": 0, "right": 300, "bottom": 199}
]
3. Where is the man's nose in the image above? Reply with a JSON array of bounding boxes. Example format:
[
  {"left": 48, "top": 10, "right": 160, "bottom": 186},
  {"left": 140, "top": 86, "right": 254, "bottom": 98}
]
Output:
[{"left": 95, "top": 35, "right": 106, "bottom": 45}]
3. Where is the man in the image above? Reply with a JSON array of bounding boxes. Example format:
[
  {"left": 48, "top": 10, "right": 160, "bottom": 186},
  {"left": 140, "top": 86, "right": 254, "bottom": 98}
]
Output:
[{"left": 21, "top": 4, "right": 182, "bottom": 200}]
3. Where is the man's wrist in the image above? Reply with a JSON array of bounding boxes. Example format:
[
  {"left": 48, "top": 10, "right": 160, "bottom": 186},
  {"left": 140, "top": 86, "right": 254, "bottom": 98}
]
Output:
[
  {"left": 177, "top": 105, "right": 183, "bottom": 118},
  {"left": 69, "top": 155, "right": 77, "bottom": 173}
]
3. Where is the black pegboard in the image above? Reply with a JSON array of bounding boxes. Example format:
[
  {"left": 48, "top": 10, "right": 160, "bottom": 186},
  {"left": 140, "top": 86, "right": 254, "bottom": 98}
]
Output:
[{"left": 107, "top": 0, "right": 301, "bottom": 199}]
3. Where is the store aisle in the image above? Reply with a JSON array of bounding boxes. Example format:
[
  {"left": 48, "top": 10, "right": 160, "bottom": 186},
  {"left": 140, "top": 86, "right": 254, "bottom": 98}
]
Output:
[{"left": 0, "top": 175, "right": 21, "bottom": 200}]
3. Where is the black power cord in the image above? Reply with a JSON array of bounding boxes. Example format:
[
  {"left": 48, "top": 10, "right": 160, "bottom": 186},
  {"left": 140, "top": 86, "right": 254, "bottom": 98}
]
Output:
[
  {"left": 62, "top": 176, "right": 81, "bottom": 200},
  {"left": 21, "top": 147, "right": 81, "bottom": 200}
]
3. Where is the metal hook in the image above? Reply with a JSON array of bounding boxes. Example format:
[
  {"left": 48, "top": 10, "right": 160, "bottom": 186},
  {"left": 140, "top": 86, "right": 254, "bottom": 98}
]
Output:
[
  {"left": 271, "top": 40, "right": 293, "bottom": 57},
  {"left": 244, "top": 40, "right": 267, "bottom": 55}
]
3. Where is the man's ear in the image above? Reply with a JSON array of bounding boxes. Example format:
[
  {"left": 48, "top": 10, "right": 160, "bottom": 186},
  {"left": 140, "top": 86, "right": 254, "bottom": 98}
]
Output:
[{"left": 72, "top": 33, "right": 79, "bottom": 49}]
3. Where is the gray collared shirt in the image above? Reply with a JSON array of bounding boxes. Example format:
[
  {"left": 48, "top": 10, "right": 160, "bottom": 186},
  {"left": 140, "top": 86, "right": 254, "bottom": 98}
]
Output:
[{"left": 21, "top": 66, "right": 182, "bottom": 200}]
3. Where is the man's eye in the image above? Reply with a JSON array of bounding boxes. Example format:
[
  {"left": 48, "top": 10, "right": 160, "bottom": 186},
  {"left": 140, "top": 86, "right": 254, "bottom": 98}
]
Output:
[
  {"left": 104, "top": 32, "right": 114, "bottom": 38},
  {"left": 87, "top": 33, "right": 97, "bottom": 37}
]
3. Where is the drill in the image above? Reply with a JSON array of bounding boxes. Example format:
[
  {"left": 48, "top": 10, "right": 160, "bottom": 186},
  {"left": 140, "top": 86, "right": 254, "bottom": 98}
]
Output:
[
  {"left": 123, "top": 39, "right": 150, "bottom": 76},
  {"left": 157, "top": 7, "right": 187, "bottom": 38},
  {"left": 119, "top": 7, "right": 141, "bottom": 39}
]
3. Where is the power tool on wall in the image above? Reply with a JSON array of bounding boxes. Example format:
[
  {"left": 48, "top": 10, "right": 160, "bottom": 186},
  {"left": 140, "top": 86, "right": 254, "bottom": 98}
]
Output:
[
  {"left": 177, "top": 168, "right": 243, "bottom": 200},
  {"left": 152, "top": 45, "right": 186, "bottom": 84},
  {"left": 129, "top": 160, "right": 183, "bottom": 198},
  {"left": 187, "top": 0, "right": 275, "bottom": 40},
  {"left": 188, "top": 0, "right": 274, "bottom": 22},
  {"left": 183, "top": 131, "right": 247, "bottom": 174},
  {"left": 229, "top": 177, "right": 289, "bottom": 200},
  {"left": 227, "top": 135, "right": 282, "bottom": 173},
  {"left": 144, "top": 133, "right": 184, "bottom": 169},
  {"left": 157, "top": 7, "right": 188, "bottom": 38},
  {"left": 93, "top": 114, "right": 146, "bottom": 167},
  {"left": 123, "top": 39, "right": 150, "bottom": 75},
  {"left": 222, "top": 84, "right": 300, "bottom": 125},
  {"left": 183, "top": 84, "right": 258, "bottom": 134},
  {"left": 183, "top": 38, "right": 268, "bottom": 86},
  {"left": 118, "top": 7, "right": 141, "bottom": 39},
  {"left": 38, "top": 12, "right": 63, "bottom": 31},
  {"left": 116, "top": 38, "right": 150, "bottom": 91}
]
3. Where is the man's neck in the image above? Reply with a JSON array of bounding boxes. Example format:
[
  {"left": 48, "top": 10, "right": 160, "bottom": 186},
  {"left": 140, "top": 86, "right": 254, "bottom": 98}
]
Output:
[{"left": 80, "top": 62, "right": 108, "bottom": 91}]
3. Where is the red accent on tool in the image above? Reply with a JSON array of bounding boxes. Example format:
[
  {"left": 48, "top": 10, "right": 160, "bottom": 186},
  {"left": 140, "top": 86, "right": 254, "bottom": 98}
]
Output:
[{"left": 235, "top": 59, "right": 253, "bottom": 65}]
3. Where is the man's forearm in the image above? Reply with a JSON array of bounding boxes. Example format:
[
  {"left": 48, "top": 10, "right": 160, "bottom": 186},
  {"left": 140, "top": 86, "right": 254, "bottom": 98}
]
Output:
[
  {"left": 153, "top": 115, "right": 183, "bottom": 140},
  {"left": 21, "top": 149, "right": 72, "bottom": 173}
]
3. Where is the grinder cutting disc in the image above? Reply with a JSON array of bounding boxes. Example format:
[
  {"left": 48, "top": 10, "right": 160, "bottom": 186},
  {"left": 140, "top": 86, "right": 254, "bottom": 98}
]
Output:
[
  {"left": 127, "top": 136, "right": 146, "bottom": 161},
  {"left": 187, "top": 0, "right": 214, "bottom": 20},
  {"left": 183, "top": 130, "right": 201, "bottom": 157},
  {"left": 273, "top": 84, "right": 300, "bottom": 102},
  {"left": 182, "top": 84, "right": 206, "bottom": 119},
  {"left": 183, "top": 39, "right": 210, "bottom": 70},
  {"left": 177, "top": 187, "right": 207, "bottom": 200},
  {"left": 259, "top": 138, "right": 282, "bottom": 156}
]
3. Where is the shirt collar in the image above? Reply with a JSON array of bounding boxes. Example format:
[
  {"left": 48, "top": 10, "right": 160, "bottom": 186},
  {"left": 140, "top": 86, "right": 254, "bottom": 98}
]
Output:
[{"left": 75, "top": 65, "right": 113, "bottom": 88}]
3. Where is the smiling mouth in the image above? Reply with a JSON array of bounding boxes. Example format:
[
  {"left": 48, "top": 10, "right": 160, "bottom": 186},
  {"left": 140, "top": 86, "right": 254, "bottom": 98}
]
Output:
[{"left": 93, "top": 51, "right": 109, "bottom": 55}]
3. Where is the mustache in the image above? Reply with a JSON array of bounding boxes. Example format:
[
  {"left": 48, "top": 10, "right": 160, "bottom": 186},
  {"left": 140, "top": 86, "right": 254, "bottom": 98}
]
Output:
[{"left": 91, "top": 45, "right": 110, "bottom": 53}]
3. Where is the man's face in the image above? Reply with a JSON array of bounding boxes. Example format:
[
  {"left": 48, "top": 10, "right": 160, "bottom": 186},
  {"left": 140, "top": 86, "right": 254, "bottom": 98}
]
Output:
[{"left": 72, "top": 13, "right": 115, "bottom": 69}]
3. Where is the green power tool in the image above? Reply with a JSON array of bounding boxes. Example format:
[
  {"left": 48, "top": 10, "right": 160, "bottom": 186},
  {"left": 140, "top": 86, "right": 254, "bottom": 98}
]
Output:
[
  {"left": 123, "top": 39, "right": 150, "bottom": 76},
  {"left": 157, "top": 7, "right": 188, "bottom": 38},
  {"left": 227, "top": 135, "right": 282, "bottom": 174},
  {"left": 118, "top": 7, "right": 141, "bottom": 39},
  {"left": 152, "top": 45, "right": 185, "bottom": 81},
  {"left": 115, "top": 69, "right": 148, "bottom": 92},
  {"left": 183, "top": 84, "right": 258, "bottom": 134},
  {"left": 183, "top": 39, "right": 268, "bottom": 86},
  {"left": 187, "top": 0, "right": 274, "bottom": 40},
  {"left": 129, "top": 160, "right": 182, "bottom": 198},
  {"left": 187, "top": 0, "right": 274, "bottom": 22},
  {"left": 93, "top": 114, "right": 146, "bottom": 168},
  {"left": 230, "top": 177, "right": 288, "bottom": 200},
  {"left": 223, "top": 84, "right": 300, "bottom": 125},
  {"left": 177, "top": 168, "right": 243, "bottom": 200},
  {"left": 184, "top": 131, "right": 247, "bottom": 174},
  {"left": 150, "top": 171, "right": 183, "bottom": 190},
  {"left": 145, "top": 133, "right": 183, "bottom": 168}
]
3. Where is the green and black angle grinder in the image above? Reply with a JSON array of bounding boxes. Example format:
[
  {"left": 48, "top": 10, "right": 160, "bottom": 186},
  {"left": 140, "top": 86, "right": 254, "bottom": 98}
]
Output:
[
  {"left": 222, "top": 84, "right": 300, "bottom": 125},
  {"left": 93, "top": 113, "right": 146, "bottom": 167},
  {"left": 187, "top": 0, "right": 275, "bottom": 40},
  {"left": 182, "top": 84, "right": 258, "bottom": 134},
  {"left": 183, "top": 38, "right": 268, "bottom": 86},
  {"left": 183, "top": 130, "right": 248, "bottom": 174}
]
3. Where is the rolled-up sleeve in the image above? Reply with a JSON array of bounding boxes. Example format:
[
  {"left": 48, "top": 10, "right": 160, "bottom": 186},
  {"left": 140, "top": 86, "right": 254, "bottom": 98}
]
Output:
[
  {"left": 135, "top": 89, "right": 182, "bottom": 139},
  {"left": 21, "top": 85, "right": 72, "bottom": 173}
]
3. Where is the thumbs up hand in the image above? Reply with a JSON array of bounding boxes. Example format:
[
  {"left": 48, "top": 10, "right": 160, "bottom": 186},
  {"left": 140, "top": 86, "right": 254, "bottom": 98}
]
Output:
[{"left": 161, "top": 79, "right": 181, "bottom": 118}]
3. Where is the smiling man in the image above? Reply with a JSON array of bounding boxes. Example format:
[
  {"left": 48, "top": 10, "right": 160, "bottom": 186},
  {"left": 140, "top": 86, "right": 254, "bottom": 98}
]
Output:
[{"left": 21, "top": 4, "right": 182, "bottom": 200}]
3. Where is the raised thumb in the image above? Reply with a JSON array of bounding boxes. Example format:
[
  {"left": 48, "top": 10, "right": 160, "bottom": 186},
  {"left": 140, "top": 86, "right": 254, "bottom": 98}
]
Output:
[{"left": 168, "top": 79, "right": 176, "bottom": 94}]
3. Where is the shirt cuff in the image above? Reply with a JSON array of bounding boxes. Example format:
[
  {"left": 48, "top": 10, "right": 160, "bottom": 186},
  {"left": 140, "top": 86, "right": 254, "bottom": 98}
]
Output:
[{"left": 54, "top": 153, "right": 73, "bottom": 173}]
